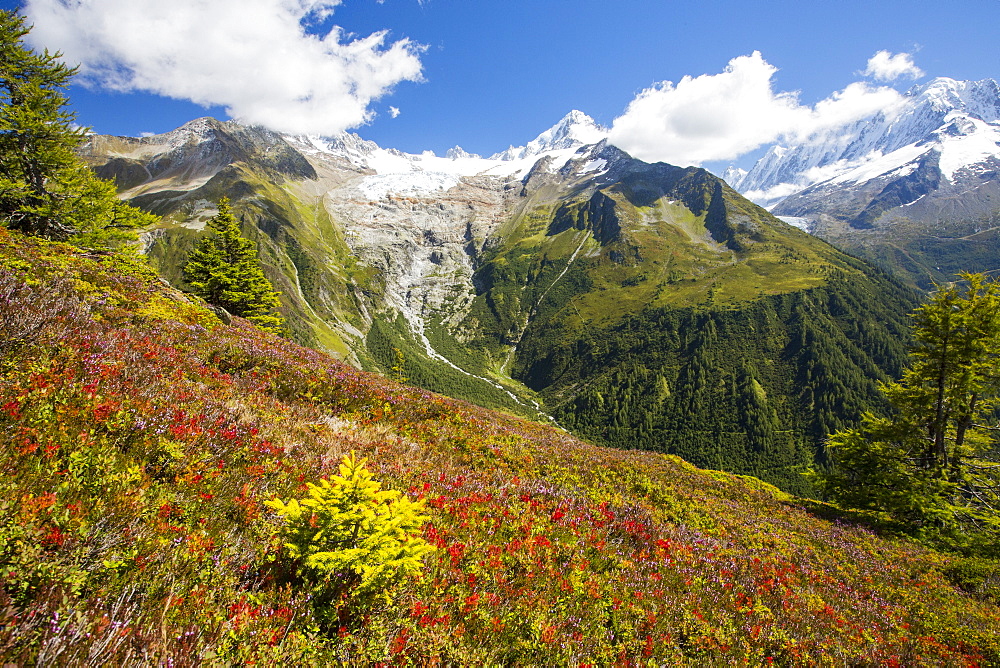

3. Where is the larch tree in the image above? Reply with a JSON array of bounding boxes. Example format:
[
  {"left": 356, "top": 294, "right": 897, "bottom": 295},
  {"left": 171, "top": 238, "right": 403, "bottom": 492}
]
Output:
[
  {"left": 182, "top": 197, "right": 285, "bottom": 334},
  {"left": 820, "top": 273, "right": 1000, "bottom": 548},
  {"left": 0, "top": 10, "right": 154, "bottom": 246}
]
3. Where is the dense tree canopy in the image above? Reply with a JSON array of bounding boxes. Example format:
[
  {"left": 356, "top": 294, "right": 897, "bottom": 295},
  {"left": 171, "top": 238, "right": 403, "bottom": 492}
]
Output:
[
  {"left": 183, "top": 197, "right": 285, "bottom": 333},
  {"left": 821, "top": 273, "right": 1000, "bottom": 550},
  {"left": 0, "top": 10, "right": 154, "bottom": 246}
]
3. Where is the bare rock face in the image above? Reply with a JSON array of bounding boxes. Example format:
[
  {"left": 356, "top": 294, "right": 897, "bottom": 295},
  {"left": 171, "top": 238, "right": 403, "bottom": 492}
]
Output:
[{"left": 322, "top": 170, "right": 520, "bottom": 331}]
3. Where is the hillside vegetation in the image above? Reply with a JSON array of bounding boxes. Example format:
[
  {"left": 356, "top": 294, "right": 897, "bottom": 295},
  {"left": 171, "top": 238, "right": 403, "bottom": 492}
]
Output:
[
  {"left": 464, "top": 162, "right": 920, "bottom": 494},
  {"left": 1, "top": 228, "right": 999, "bottom": 665}
]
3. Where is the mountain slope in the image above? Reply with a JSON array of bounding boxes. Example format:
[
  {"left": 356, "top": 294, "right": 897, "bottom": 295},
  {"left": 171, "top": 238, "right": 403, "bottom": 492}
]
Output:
[
  {"left": 727, "top": 77, "right": 1000, "bottom": 288},
  {"left": 0, "top": 228, "right": 997, "bottom": 665},
  {"left": 81, "top": 114, "right": 919, "bottom": 493},
  {"left": 458, "top": 150, "right": 917, "bottom": 493},
  {"left": 80, "top": 115, "right": 614, "bottom": 420}
]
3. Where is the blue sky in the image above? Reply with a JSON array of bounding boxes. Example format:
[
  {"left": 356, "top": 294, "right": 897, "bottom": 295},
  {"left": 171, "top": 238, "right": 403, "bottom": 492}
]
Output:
[{"left": 6, "top": 0, "right": 1000, "bottom": 170}]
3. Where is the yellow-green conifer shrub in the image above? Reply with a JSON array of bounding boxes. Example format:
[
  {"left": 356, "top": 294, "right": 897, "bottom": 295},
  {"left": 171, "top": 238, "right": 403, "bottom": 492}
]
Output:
[{"left": 266, "top": 453, "right": 434, "bottom": 608}]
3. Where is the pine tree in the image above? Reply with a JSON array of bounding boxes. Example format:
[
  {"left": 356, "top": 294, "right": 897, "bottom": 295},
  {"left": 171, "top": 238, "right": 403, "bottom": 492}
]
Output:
[
  {"left": 0, "top": 10, "right": 154, "bottom": 245},
  {"left": 182, "top": 197, "right": 285, "bottom": 333},
  {"left": 820, "top": 273, "right": 1000, "bottom": 547}
]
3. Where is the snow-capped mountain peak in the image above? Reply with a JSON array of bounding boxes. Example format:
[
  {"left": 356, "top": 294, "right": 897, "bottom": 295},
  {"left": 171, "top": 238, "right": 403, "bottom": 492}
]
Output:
[
  {"left": 911, "top": 77, "right": 1000, "bottom": 122},
  {"left": 730, "top": 76, "right": 1000, "bottom": 209},
  {"left": 490, "top": 110, "right": 607, "bottom": 161},
  {"left": 721, "top": 166, "right": 747, "bottom": 189},
  {"left": 286, "top": 131, "right": 378, "bottom": 163},
  {"left": 445, "top": 146, "right": 481, "bottom": 160},
  {"left": 278, "top": 111, "right": 613, "bottom": 201}
]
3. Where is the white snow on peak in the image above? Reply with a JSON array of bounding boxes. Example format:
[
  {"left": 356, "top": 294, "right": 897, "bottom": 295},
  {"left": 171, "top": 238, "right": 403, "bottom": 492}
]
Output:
[
  {"left": 827, "top": 145, "right": 924, "bottom": 185},
  {"left": 732, "top": 76, "right": 1000, "bottom": 206},
  {"left": 445, "top": 146, "right": 481, "bottom": 160},
  {"left": 284, "top": 112, "right": 610, "bottom": 199},
  {"left": 722, "top": 166, "right": 747, "bottom": 189},
  {"left": 286, "top": 131, "right": 378, "bottom": 163},
  {"left": 912, "top": 77, "right": 1000, "bottom": 123},
  {"left": 815, "top": 111, "right": 1000, "bottom": 187},
  {"left": 934, "top": 114, "right": 1000, "bottom": 180},
  {"left": 490, "top": 111, "right": 608, "bottom": 161}
]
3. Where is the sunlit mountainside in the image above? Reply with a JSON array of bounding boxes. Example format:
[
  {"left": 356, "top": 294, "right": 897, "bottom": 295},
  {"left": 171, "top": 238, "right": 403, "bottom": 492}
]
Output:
[
  {"left": 1, "top": 228, "right": 999, "bottom": 664},
  {"left": 83, "top": 114, "right": 921, "bottom": 495}
]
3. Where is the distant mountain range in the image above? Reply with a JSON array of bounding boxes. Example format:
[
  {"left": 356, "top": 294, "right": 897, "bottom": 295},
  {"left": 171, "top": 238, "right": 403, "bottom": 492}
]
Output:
[
  {"left": 80, "top": 109, "right": 918, "bottom": 493},
  {"left": 724, "top": 77, "right": 1000, "bottom": 288}
]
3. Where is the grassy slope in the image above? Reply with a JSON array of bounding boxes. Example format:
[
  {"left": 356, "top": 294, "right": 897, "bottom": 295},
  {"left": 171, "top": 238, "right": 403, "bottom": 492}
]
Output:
[
  {"left": 0, "top": 229, "right": 998, "bottom": 665},
  {"left": 471, "top": 168, "right": 883, "bottom": 343},
  {"left": 141, "top": 164, "right": 370, "bottom": 361},
  {"left": 466, "top": 166, "right": 892, "bottom": 371}
]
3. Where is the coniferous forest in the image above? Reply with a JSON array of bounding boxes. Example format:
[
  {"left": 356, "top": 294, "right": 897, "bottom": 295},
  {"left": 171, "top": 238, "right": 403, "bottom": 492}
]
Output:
[{"left": 536, "top": 270, "right": 917, "bottom": 495}]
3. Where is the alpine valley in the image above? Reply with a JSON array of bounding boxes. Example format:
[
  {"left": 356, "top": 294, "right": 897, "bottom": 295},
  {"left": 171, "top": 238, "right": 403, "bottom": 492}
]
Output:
[
  {"left": 82, "top": 111, "right": 921, "bottom": 495},
  {"left": 726, "top": 76, "right": 1000, "bottom": 289}
]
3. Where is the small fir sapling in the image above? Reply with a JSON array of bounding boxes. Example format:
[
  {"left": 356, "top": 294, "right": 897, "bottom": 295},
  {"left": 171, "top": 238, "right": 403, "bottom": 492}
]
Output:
[{"left": 265, "top": 453, "right": 434, "bottom": 622}]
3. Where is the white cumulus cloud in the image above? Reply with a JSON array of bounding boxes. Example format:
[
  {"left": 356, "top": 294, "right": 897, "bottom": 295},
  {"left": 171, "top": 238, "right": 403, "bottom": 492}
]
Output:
[
  {"left": 863, "top": 50, "right": 924, "bottom": 82},
  {"left": 607, "top": 51, "right": 904, "bottom": 167},
  {"left": 21, "top": 0, "right": 425, "bottom": 135}
]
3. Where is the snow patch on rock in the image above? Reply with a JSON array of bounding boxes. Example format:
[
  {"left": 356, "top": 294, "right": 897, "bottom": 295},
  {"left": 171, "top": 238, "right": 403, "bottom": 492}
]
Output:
[{"left": 357, "top": 172, "right": 462, "bottom": 199}]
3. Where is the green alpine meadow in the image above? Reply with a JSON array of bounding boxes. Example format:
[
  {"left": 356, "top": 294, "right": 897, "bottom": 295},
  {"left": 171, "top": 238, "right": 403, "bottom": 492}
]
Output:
[{"left": 3, "top": 6, "right": 1000, "bottom": 665}]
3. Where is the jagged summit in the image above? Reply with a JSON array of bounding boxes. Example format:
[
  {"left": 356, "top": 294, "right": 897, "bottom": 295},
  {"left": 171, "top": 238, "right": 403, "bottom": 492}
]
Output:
[
  {"left": 289, "top": 131, "right": 379, "bottom": 162},
  {"left": 490, "top": 110, "right": 607, "bottom": 161},
  {"left": 445, "top": 146, "right": 481, "bottom": 160},
  {"left": 79, "top": 116, "right": 317, "bottom": 195},
  {"left": 722, "top": 166, "right": 747, "bottom": 189},
  {"left": 911, "top": 76, "right": 1000, "bottom": 121}
]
